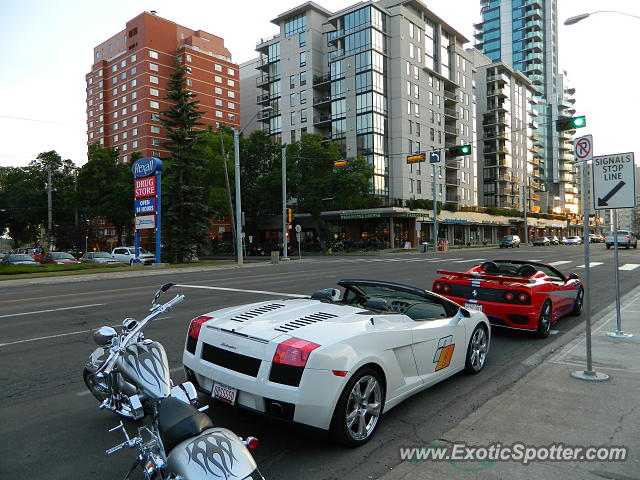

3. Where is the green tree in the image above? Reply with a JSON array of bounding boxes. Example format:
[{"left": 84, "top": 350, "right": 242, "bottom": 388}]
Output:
[
  {"left": 286, "top": 134, "right": 373, "bottom": 248},
  {"left": 77, "top": 143, "right": 133, "bottom": 247},
  {"left": 160, "top": 56, "right": 210, "bottom": 263}
]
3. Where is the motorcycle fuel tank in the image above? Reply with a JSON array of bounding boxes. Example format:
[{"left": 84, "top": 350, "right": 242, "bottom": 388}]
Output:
[
  {"left": 117, "top": 340, "right": 171, "bottom": 400},
  {"left": 167, "top": 427, "right": 259, "bottom": 480}
]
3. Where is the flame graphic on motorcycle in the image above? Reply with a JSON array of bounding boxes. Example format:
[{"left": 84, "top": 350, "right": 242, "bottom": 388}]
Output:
[
  {"left": 121, "top": 342, "right": 170, "bottom": 395},
  {"left": 186, "top": 431, "right": 238, "bottom": 478}
]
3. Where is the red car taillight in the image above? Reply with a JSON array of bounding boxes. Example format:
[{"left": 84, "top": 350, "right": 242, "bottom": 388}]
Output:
[
  {"left": 433, "top": 283, "right": 443, "bottom": 291},
  {"left": 442, "top": 284, "right": 452, "bottom": 293},
  {"left": 517, "top": 293, "right": 529, "bottom": 304},
  {"left": 504, "top": 292, "right": 515, "bottom": 301},
  {"left": 273, "top": 337, "right": 320, "bottom": 368},
  {"left": 187, "top": 315, "right": 213, "bottom": 340}
]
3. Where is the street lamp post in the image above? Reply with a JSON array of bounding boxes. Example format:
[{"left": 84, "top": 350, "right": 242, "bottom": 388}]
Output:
[
  {"left": 564, "top": 10, "right": 640, "bottom": 25},
  {"left": 233, "top": 106, "right": 273, "bottom": 266}
]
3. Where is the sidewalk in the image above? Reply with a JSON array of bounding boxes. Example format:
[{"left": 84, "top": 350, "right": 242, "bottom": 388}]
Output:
[{"left": 381, "top": 285, "right": 640, "bottom": 480}]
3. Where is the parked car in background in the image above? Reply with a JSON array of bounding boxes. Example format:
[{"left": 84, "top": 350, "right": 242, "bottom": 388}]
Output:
[
  {"left": 111, "top": 246, "right": 155, "bottom": 265},
  {"left": 605, "top": 231, "right": 638, "bottom": 249},
  {"left": 499, "top": 235, "right": 521, "bottom": 248},
  {"left": 14, "top": 246, "right": 44, "bottom": 261},
  {"left": 79, "top": 251, "right": 118, "bottom": 264},
  {"left": 565, "top": 236, "right": 582, "bottom": 245},
  {"left": 549, "top": 236, "right": 560, "bottom": 245},
  {"left": 2, "top": 254, "right": 42, "bottom": 266},
  {"left": 533, "top": 237, "right": 551, "bottom": 246},
  {"left": 39, "top": 252, "right": 80, "bottom": 265},
  {"left": 560, "top": 236, "right": 569, "bottom": 245}
]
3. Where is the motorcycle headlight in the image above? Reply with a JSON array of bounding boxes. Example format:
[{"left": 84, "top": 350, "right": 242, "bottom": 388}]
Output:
[{"left": 93, "top": 326, "right": 117, "bottom": 346}]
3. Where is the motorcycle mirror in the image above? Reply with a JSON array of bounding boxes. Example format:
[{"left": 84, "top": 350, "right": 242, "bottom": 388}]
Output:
[{"left": 161, "top": 283, "right": 175, "bottom": 293}]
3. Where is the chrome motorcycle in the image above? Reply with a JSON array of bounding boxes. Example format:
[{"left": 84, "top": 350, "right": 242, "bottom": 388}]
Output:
[
  {"left": 83, "top": 283, "right": 196, "bottom": 419},
  {"left": 85, "top": 283, "right": 265, "bottom": 479}
]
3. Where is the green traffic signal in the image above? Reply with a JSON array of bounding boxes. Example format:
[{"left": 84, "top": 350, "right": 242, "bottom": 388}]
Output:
[
  {"left": 448, "top": 145, "right": 472, "bottom": 156},
  {"left": 556, "top": 115, "right": 586, "bottom": 131}
]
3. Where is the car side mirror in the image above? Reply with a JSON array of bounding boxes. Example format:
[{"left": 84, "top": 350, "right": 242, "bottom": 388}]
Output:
[{"left": 568, "top": 273, "right": 579, "bottom": 280}]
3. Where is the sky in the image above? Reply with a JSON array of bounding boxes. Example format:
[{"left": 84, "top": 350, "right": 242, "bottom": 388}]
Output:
[{"left": 1, "top": 0, "right": 638, "bottom": 168}]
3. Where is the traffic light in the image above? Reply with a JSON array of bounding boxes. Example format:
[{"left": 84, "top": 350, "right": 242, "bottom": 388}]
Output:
[
  {"left": 333, "top": 160, "right": 348, "bottom": 167},
  {"left": 287, "top": 208, "right": 293, "bottom": 223},
  {"left": 448, "top": 145, "right": 472, "bottom": 156},
  {"left": 556, "top": 115, "right": 586, "bottom": 131},
  {"left": 406, "top": 153, "right": 425, "bottom": 164}
]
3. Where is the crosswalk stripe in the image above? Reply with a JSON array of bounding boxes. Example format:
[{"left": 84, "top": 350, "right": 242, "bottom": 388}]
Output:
[
  {"left": 576, "top": 262, "right": 604, "bottom": 269},
  {"left": 619, "top": 264, "right": 640, "bottom": 271},
  {"left": 549, "top": 261, "right": 573, "bottom": 266}
]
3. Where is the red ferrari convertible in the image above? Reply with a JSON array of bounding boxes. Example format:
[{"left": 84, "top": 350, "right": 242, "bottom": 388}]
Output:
[{"left": 433, "top": 260, "right": 583, "bottom": 338}]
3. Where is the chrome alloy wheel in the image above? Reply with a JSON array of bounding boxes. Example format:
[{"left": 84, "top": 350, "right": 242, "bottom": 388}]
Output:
[
  {"left": 537, "top": 302, "right": 552, "bottom": 338},
  {"left": 469, "top": 327, "right": 488, "bottom": 371},
  {"left": 345, "top": 375, "right": 382, "bottom": 441}
]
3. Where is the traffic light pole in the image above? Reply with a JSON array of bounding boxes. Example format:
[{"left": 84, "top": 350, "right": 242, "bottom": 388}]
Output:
[
  {"left": 432, "top": 162, "right": 438, "bottom": 250},
  {"left": 282, "top": 146, "right": 288, "bottom": 260}
]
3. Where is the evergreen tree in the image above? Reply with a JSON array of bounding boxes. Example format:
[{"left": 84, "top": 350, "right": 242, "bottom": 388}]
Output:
[{"left": 160, "top": 56, "right": 210, "bottom": 263}]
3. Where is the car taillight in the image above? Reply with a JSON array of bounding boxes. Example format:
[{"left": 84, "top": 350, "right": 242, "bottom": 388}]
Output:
[
  {"left": 517, "top": 293, "right": 529, "bottom": 304},
  {"left": 433, "top": 283, "right": 443, "bottom": 291},
  {"left": 442, "top": 284, "right": 451, "bottom": 293},
  {"left": 625, "top": 236, "right": 629, "bottom": 241},
  {"left": 187, "top": 315, "right": 213, "bottom": 339},
  {"left": 243, "top": 436, "right": 259, "bottom": 451},
  {"left": 504, "top": 292, "right": 514, "bottom": 302},
  {"left": 272, "top": 337, "right": 320, "bottom": 368}
]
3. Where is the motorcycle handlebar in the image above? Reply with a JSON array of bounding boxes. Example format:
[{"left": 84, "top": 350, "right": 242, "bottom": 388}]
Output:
[{"left": 100, "top": 293, "right": 185, "bottom": 376}]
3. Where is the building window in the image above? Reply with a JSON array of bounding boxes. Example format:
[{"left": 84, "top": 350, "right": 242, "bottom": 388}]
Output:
[
  {"left": 114, "top": 134, "right": 119, "bottom": 142},
  {"left": 132, "top": 140, "right": 138, "bottom": 148},
  {"left": 131, "top": 91, "right": 137, "bottom": 99},
  {"left": 299, "top": 31, "right": 306, "bottom": 47},
  {"left": 121, "top": 107, "right": 127, "bottom": 115},
  {"left": 149, "top": 50, "right": 158, "bottom": 59},
  {"left": 214, "top": 75, "right": 222, "bottom": 83},
  {"left": 290, "top": 93, "right": 297, "bottom": 107},
  {"left": 290, "top": 75, "right": 295, "bottom": 89},
  {"left": 121, "top": 72, "right": 126, "bottom": 80},
  {"left": 132, "top": 115, "right": 138, "bottom": 123},
  {"left": 215, "top": 99, "right": 222, "bottom": 106},
  {"left": 150, "top": 63, "right": 158, "bottom": 72},
  {"left": 290, "top": 111, "right": 296, "bottom": 125},
  {"left": 112, "top": 99, "right": 118, "bottom": 107},
  {"left": 299, "top": 51, "right": 306, "bottom": 67},
  {"left": 227, "top": 67, "right": 234, "bottom": 76},
  {"left": 300, "top": 90, "right": 307, "bottom": 104},
  {"left": 150, "top": 88, "right": 159, "bottom": 96},
  {"left": 187, "top": 78, "right": 192, "bottom": 86},
  {"left": 300, "top": 71, "right": 307, "bottom": 86},
  {"left": 300, "top": 108, "right": 307, "bottom": 123},
  {"left": 215, "top": 64, "right": 222, "bottom": 72},
  {"left": 130, "top": 54, "right": 137, "bottom": 62},
  {"left": 151, "top": 138, "right": 160, "bottom": 146},
  {"left": 228, "top": 90, "right": 235, "bottom": 98},
  {"left": 186, "top": 54, "right": 192, "bottom": 62},
  {"left": 228, "top": 113, "right": 236, "bottom": 121},
  {"left": 112, "top": 65, "right": 117, "bottom": 73},
  {"left": 215, "top": 87, "right": 222, "bottom": 94},
  {"left": 112, "top": 77, "right": 117, "bottom": 85},
  {"left": 151, "top": 126, "right": 160, "bottom": 134},
  {"left": 151, "top": 113, "right": 160, "bottom": 121},
  {"left": 228, "top": 79, "right": 235, "bottom": 87},
  {"left": 150, "top": 101, "right": 159, "bottom": 109},
  {"left": 150, "top": 75, "right": 158, "bottom": 84},
  {"left": 131, "top": 79, "right": 137, "bottom": 87},
  {"left": 216, "top": 111, "right": 223, "bottom": 118},
  {"left": 122, "top": 143, "right": 128, "bottom": 151},
  {"left": 228, "top": 102, "right": 235, "bottom": 109},
  {"left": 132, "top": 128, "right": 138, "bottom": 136}
]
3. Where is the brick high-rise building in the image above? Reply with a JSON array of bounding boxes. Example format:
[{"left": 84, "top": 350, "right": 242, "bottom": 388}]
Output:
[{"left": 86, "top": 11, "right": 240, "bottom": 163}]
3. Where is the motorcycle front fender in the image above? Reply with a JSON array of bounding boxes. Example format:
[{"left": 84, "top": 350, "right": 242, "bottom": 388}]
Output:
[{"left": 167, "top": 427, "right": 258, "bottom": 480}]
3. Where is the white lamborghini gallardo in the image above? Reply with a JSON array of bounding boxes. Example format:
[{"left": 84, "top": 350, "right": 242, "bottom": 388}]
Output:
[{"left": 183, "top": 279, "right": 490, "bottom": 446}]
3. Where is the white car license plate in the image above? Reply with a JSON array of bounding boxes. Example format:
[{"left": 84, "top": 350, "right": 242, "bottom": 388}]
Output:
[
  {"left": 212, "top": 382, "right": 237, "bottom": 405},
  {"left": 464, "top": 302, "right": 483, "bottom": 312}
]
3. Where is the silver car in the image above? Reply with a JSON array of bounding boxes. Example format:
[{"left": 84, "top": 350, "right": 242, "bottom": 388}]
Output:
[
  {"left": 111, "top": 246, "right": 155, "bottom": 265},
  {"left": 79, "top": 251, "right": 118, "bottom": 264}
]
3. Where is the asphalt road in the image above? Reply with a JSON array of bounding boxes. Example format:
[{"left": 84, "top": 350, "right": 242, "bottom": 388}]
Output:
[{"left": 0, "top": 244, "right": 637, "bottom": 479}]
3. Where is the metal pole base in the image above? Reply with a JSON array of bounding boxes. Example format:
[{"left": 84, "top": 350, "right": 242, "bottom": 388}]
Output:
[
  {"left": 606, "top": 331, "right": 634, "bottom": 339},
  {"left": 570, "top": 370, "right": 610, "bottom": 382}
]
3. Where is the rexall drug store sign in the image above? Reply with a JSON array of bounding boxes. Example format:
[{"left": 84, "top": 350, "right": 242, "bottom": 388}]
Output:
[{"left": 132, "top": 157, "right": 163, "bottom": 263}]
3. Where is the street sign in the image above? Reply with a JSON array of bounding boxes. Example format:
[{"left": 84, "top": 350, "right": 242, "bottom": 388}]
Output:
[
  {"left": 295, "top": 224, "right": 302, "bottom": 233},
  {"left": 135, "top": 198, "right": 156, "bottom": 215},
  {"left": 592, "top": 152, "right": 636, "bottom": 210},
  {"left": 134, "top": 176, "right": 156, "bottom": 198},
  {"left": 135, "top": 214, "right": 155, "bottom": 230},
  {"left": 573, "top": 134, "right": 592, "bottom": 163},
  {"left": 429, "top": 150, "right": 441, "bottom": 164}
]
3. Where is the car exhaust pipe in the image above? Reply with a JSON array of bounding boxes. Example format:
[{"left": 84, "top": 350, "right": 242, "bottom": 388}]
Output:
[{"left": 269, "top": 402, "right": 284, "bottom": 417}]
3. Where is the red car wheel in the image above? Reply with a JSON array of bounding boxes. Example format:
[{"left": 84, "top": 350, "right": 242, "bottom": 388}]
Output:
[{"left": 536, "top": 301, "right": 552, "bottom": 338}]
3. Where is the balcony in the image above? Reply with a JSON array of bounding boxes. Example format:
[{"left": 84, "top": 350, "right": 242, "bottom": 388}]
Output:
[
  {"left": 256, "top": 74, "right": 280, "bottom": 86},
  {"left": 486, "top": 101, "right": 509, "bottom": 112},
  {"left": 526, "top": 8, "right": 542, "bottom": 20},
  {"left": 526, "top": 20, "right": 542, "bottom": 30},
  {"left": 443, "top": 90, "right": 458, "bottom": 103},
  {"left": 313, "top": 114, "right": 332, "bottom": 125},
  {"left": 487, "top": 88, "right": 508, "bottom": 98},
  {"left": 444, "top": 125, "right": 458, "bottom": 136},
  {"left": 526, "top": 41, "right": 543, "bottom": 52},
  {"left": 328, "top": 49, "right": 344, "bottom": 62},
  {"left": 444, "top": 108, "right": 459, "bottom": 119},
  {"left": 487, "top": 73, "right": 510, "bottom": 84},
  {"left": 531, "top": 193, "right": 541, "bottom": 201},
  {"left": 256, "top": 93, "right": 270, "bottom": 104},
  {"left": 313, "top": 73, "right": 331, "bottom": 86},
  {"left": 446, "top": 194, "right": 461, "bottom": 203},
  {"left": 313, "top": 95, "right": 332, "bottom": 106},
  {"left": 526, "top": 29, "right": 543, "bottom": 42},
  {"left": 446, "top": 178, "right": 461, "bottom": 186}
]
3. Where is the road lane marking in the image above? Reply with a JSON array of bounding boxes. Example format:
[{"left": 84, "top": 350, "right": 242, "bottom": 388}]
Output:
[
  {"left": 549, "top": 261, "right": 573, "bottom": 266},
  {"left": 619, "top": 264, "right": 639, "bottom": 271},
  {"left": 0, "top": 303, "right": 106, "bottom": 319},
  {"left": 0, "top": 317, "right": 172, "bottom": 348},
  {"left": 175, "top": 285, "right": 307, "bottom": 298},
  {"left": 426, "top": 258, "right": 463, "bottom": 263},
  {"left": 452, "top": 258, "right": 485, "bottom": 263},
  {"left": 576, "top": 262, "right": 604, "bottom": 269}
]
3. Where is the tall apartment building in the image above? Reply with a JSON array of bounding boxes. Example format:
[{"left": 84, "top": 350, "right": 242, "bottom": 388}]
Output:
[
  {"left": 474, "top": 0, "right": 580, "bottom": 215},
  {"left": 242, "top": 0, "right": 476, "bottom": 207},
  {"left": 473, "top": 51, "right": 542, "bottom": 213},
  {"left": 86, "top": 11, "right": 240, "bottom": 163}
]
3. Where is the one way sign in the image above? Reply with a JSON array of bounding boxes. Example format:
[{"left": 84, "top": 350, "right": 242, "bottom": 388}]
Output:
[{"left": 592, "top": 152, "right": 636, "bottom": 210}]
